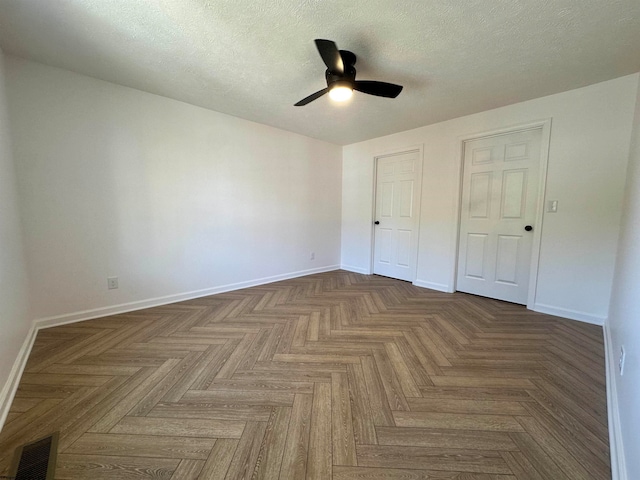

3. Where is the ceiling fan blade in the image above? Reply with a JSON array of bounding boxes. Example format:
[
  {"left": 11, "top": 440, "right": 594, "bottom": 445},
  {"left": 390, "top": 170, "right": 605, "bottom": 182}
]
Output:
[
  {"left": 354, "top": 80, "right": 403, "bottom": 98},
  {"left": 294, "top": 88, "right": 329, "bottom": 106},
  {"left": 314, "top": 39, "right": 344, "bottom": 75}
]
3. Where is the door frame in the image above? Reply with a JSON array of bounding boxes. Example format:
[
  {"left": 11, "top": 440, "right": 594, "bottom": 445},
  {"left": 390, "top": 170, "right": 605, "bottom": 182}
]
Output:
[
  {"left": 451, "top": 119, "right": 552, "bottom": 309},
  {"left": 369, "top": 145, "right": 424, "bottom": 282}
]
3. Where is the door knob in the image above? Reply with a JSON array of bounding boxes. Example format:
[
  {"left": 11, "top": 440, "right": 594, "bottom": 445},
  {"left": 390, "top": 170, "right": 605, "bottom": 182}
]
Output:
[
  {"left": 524, "top": 225, "right": 533, "bottom": 232},
  {"left": 374, "top": 221, "right": 380, "bottom": 225}
]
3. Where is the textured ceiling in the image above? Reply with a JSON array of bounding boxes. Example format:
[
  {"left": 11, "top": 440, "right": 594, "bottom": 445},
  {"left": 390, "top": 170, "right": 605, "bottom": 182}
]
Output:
[{"left": 1, "top": 1, "right": 639, "bottom": 145}]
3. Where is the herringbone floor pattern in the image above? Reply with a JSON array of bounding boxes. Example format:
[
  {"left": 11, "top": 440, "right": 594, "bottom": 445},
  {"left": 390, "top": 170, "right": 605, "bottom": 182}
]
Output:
[{"left": 0, "top": 271, "right": 609, "bottom": 479}]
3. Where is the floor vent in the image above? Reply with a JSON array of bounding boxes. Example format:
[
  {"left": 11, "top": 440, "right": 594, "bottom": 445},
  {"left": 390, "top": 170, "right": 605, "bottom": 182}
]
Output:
[{"left": 8, "top": 432, "right": 58, "bottom": 480}]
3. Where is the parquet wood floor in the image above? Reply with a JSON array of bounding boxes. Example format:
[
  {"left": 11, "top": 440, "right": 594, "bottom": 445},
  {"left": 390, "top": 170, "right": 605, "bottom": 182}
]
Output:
[{"left": 0, "top": 271, "right": 610, "bottom": 479}]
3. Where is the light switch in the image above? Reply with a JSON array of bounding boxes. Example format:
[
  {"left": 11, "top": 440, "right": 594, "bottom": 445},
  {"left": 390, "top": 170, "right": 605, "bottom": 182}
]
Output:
[{"left": 547, "top": 200, "right": 558, "bottom": 213}]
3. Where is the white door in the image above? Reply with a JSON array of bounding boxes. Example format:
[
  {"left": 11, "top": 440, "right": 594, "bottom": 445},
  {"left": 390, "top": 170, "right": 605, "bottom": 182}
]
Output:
[
  {"left": 373, "top": 150, "right": 422, "bottom": 282},
  {"left": 456, "top": 128, "right": 542, "bottom": 304}
]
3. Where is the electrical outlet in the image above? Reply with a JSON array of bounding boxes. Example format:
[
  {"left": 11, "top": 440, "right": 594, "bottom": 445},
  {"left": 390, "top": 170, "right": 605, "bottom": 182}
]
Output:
[
  {"left": 310, "top": 252, "right": 315, "bottom": 260},
  {"left": 107, "top": 277, "right": 119, "bottom": 290},
  {"left": 547, "top": 200, "right": 558, "bottom": 213},
  {"left": 619, "top": 346, "right": 626, "bottom": 376}
]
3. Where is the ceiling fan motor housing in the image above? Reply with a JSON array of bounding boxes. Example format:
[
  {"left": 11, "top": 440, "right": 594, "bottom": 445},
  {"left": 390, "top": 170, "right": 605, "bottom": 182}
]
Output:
[
  {"left": 326, "top": 69, "right": 356, "bottom": 89},
  {"left": 326, "top": 50, "right": 357, "bottom": 88}
]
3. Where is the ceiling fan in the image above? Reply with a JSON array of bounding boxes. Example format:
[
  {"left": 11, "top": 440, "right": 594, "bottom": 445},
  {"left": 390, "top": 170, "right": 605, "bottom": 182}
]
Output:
[{"left": 294, "top": 39, "right": 403, "bottom": 106}]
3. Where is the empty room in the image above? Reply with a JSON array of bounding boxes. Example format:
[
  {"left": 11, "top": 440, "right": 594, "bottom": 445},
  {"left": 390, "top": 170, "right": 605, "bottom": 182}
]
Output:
[{"left": 0, "top": 1, "right": 639, "bottom": 479}]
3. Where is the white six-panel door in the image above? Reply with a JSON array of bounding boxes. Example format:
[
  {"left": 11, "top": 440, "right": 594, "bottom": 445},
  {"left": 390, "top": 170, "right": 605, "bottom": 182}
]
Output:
[
  {"left": 456, "top": 128, "right": 542, "bottom": 304},
  {"left": 373, "top": 150, "right": 422, "bottom": 282}
]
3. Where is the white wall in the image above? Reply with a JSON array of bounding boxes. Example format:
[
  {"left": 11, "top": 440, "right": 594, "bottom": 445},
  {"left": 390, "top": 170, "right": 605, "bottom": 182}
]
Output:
[
  {"left": 608, "top": 75, "right": 640, "bottom": 479},
  {"left": 4, "top": 56, "right": 342, "bottom": 321},
  {"left": 342, "top": 74, "right": 638, "bottom": 324},
  {"left": 0, "top": 51, "right": 31, "bottom": 420}
]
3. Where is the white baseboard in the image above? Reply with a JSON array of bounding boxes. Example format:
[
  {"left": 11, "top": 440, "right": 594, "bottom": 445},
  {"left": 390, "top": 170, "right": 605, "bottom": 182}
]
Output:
[
  {"left": 340, "top": 264, "right": 370, "bottom": 275},
  {"left": 0, "top": 264, "right": 340, "bottom": 430},
  {"left": 603, "top": 322, "right": 627, "bottom": 480},
  {"left": 413, "top": 279, "right": 451, "bottom": 293},
  {"left": 0, "top": 323, "right": 38, "bottom": 430},
  {"left": 532, "top": 303, "right": 606, "bottom": 326},
  {"left": 34, "top": 265, "right": 341, "bottom": 329}
]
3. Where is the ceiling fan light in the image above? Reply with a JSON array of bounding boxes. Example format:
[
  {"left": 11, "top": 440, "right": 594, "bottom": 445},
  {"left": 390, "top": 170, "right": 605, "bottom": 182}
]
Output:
[{"left": 329, "top": 85, "right": 353, "bottom": 102}]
